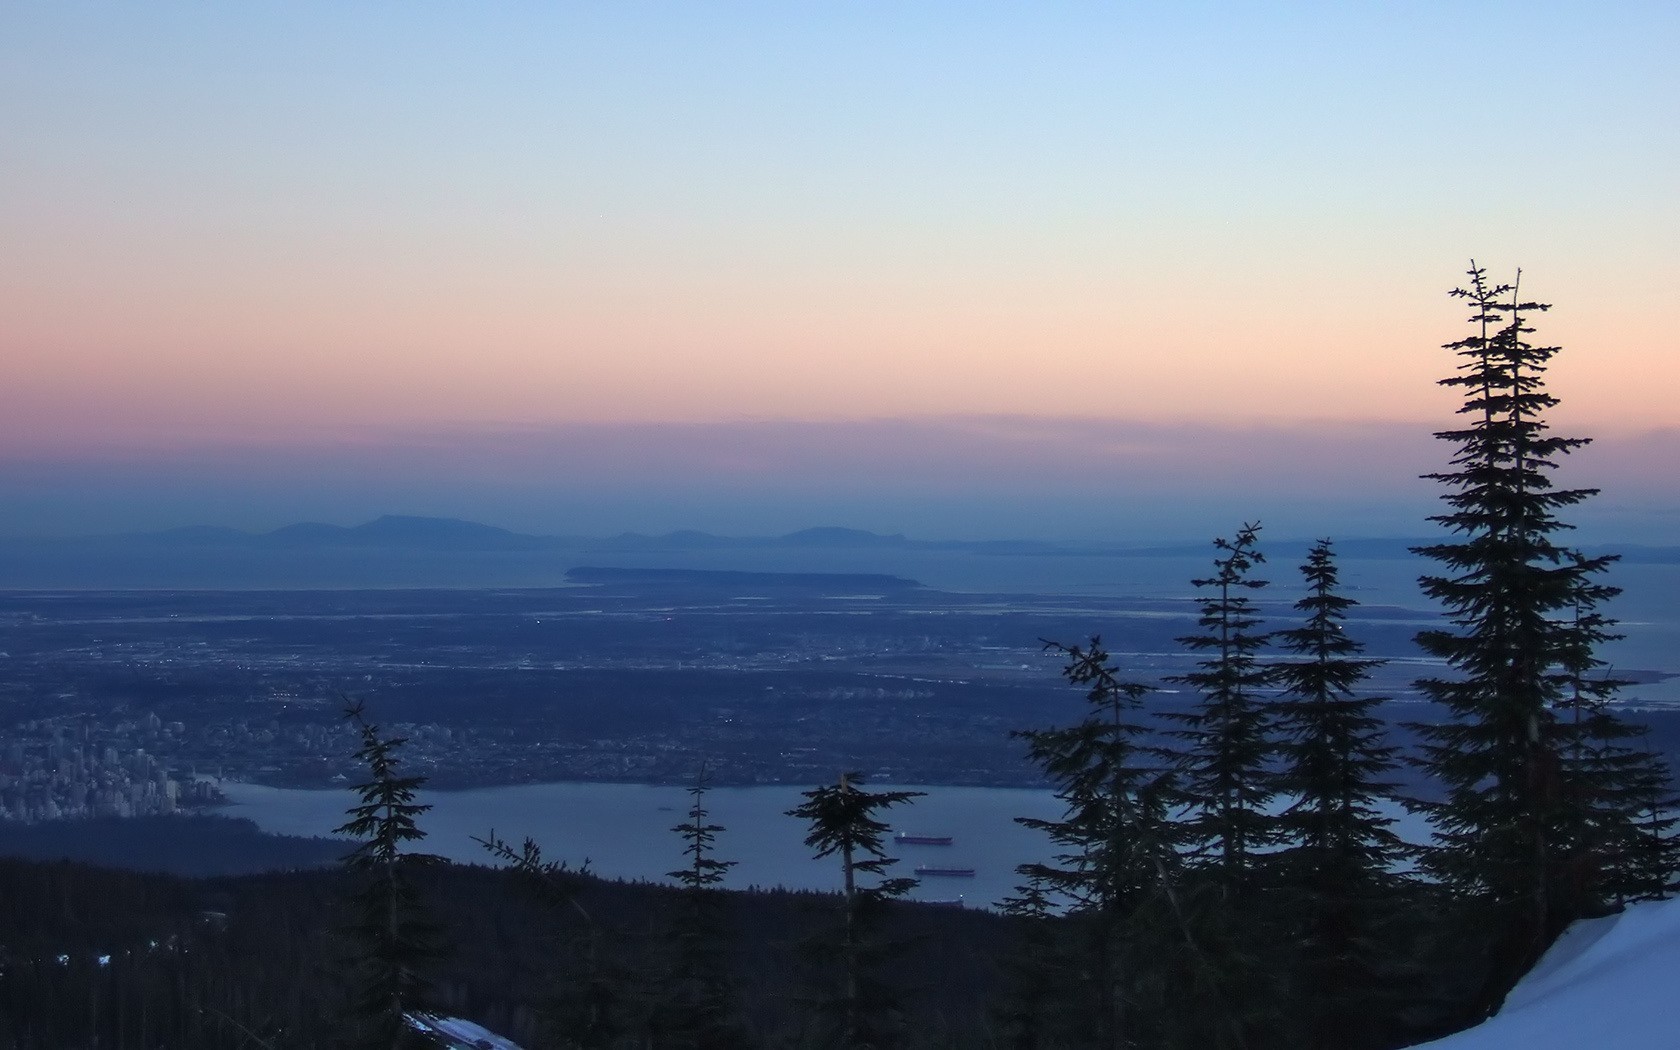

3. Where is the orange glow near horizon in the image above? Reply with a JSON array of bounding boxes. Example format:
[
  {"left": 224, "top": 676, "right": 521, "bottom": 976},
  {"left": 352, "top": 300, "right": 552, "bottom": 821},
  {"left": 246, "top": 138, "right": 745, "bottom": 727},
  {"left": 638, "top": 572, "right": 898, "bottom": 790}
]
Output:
[
  {"left": 2, "top": 4, "right": 1675, "bottom": 479},
  {"left": 2, "top": 277, "right": 1670, "bottom": 453}
]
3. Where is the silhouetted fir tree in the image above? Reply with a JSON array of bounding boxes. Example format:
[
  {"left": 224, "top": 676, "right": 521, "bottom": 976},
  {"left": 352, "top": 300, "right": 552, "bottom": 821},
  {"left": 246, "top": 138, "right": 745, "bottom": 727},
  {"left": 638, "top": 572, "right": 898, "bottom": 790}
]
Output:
[
  {"left": 1410, "top": 263, "right": 1673, "bottom": 1013},
  {"left": 1561, "top": 702, "right": 1678, "bottom": 908},
  {"left": 335, "top": 700, "right": 448, "bottom": 1050},
  {"left": 1157, "top": 521, "right": 1286, "bottom": 1046},
  {"left": 1164, "top": 522, "right": 1278, "bottom": 889},
  {"left": 474, "top": 831, "right": 627, "bottom": 1049},
  {"left": 1270, "top": 540, "right": 1409, "bottom": 1049},
  {"left": 1552, "top": 563, "right": 1679, "bottom": 908},
  {"left": 1009, "top": 637, "right": 1182, "bottom": 1049},
  {"left": 992, "top": 874, "right": 1071, "bottom": 1050},
  {"left": 654, "top": 763, "right": 750, "bottom": 1049},
  {"left": 787, "top": 772, "right": 922, "bottom": 1048}
]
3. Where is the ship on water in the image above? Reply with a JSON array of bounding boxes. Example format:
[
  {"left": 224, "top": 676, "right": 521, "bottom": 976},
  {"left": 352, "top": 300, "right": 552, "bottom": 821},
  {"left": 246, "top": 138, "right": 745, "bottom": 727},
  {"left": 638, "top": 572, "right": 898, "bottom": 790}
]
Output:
[
  {"left": 914, "top": 865, "right": 976, "bottom": 878},
  {"left": 894, "top": 832, "right": 954, "bottom": 846}
]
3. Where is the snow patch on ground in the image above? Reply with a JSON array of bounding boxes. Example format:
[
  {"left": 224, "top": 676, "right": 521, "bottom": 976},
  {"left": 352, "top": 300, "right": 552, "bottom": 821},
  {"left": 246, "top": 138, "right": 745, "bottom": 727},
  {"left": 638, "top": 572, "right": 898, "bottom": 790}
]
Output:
[
  {"left": 1413, "top": 897, "right": 1680, "bottom": 1048},
  {"left": 407, "top": 1012, "right": 524, "bottom": 1049}
]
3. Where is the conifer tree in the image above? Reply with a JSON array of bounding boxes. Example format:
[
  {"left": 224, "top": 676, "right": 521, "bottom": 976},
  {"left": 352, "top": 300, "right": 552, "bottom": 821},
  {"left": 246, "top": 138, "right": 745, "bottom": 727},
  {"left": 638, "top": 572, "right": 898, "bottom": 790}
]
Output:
[
  {"left": 335, "top": 700, "right": 447, "bottom": 1050},
  {"left": 1411, "top": 263, "right": 1673, "bottom": 1011},
  {"left": 1010, "top": 637, "right": 1180, "bottom": 1049},
  {"left": 1552, "top": 561, "right": 1678, "bottom": 909},
  {"left": 1270, "top": 540, "right": 1407, "bottom": 1049},
  {"left": 1165, "top": 522, "right": 1277, "bottom": 887},
  {"left": 993, "top": 874, "right": 1071, "bottom": 1050},
  {"left": 787, "top": 773, "right": 921, "bottom": 1048},
  {"left": 656, "top": 763, "right": 747, "bottom": 1049},
  {"left": 1156, "top": 522, "right": 1287, "bottom": 1046},
  {"left": 474, "top": 832, "right": 623, "bottom": 1049}
]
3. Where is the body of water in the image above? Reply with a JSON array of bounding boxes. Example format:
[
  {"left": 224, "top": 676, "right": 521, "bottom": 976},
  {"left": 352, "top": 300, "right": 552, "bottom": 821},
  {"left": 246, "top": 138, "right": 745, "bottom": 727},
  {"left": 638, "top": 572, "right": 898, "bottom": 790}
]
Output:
[
  {"left": 220, "top": 780, "right": 1068, "bottom": 909},
  {"left": 218, "top": 779, "right": 1435, "bottom": 910}
]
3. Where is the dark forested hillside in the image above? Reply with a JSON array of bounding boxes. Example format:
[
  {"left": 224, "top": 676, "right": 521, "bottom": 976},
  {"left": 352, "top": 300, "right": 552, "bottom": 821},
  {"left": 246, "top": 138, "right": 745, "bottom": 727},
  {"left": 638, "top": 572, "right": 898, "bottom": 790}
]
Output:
[
  {"left": 0, "top": 853, "right": 1010, "bottom": 1048},
  {"left": 0, "top": 815, "right": 346, "bottom": 877}
]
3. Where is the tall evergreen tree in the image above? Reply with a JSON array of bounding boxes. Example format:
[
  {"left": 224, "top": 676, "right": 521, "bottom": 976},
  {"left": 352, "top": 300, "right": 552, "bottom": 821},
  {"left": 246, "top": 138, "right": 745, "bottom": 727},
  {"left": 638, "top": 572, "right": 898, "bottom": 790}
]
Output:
[
  {"left": 335, "top": 700, "right": 447, "bottom": 1050},
  {"left": 1411, "top": 263, "right": 1672, "bottom": 1012},
  {"left": 1165, "top": 522, "right": 1277, "bottom": 887},
  {"left": 787, "top": 773, "right": 921, "bottom": 1048},
  {"left": 1270, "top": 540, "right": 1408, "bottom": 1049},
  {"left": 1010, "top": 637, "right": 1181, "bottom": 1049},
  {"left": 1156, "top": 522, "right": 1286, "bottom": 1046}
]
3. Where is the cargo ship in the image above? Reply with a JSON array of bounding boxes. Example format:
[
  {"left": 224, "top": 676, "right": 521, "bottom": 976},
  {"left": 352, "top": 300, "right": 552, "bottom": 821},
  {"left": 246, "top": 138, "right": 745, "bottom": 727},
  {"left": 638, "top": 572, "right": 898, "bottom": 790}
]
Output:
[
  {"left": 894, "top": 833, "right": 953, "bottom": 846},
  {"left": 914, "top": 865, "right": 976, "bottom": 878}
]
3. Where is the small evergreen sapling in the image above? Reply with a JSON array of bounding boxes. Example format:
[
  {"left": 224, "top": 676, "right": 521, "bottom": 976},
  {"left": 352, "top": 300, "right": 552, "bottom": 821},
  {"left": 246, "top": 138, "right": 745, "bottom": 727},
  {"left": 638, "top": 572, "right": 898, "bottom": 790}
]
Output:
[
  {"left": 656, "top": 762, "right": 746, "bottom": 1049},
  {"left": 335, "top": 700, "right": 447, "bottom": 1050}
]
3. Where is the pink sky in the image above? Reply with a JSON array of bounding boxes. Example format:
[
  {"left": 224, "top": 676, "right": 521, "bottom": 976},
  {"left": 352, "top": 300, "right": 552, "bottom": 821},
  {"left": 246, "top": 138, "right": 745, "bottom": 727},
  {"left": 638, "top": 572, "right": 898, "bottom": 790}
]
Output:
[{"left": 1, "top": 4, "right": 1675, "bottom": 540}]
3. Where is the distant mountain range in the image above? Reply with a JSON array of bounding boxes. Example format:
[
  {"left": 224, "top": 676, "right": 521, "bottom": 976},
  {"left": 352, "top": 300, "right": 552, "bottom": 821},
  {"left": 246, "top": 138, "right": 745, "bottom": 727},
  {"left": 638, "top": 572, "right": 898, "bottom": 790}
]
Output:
[
  {"left": 9, "top": 514, "right": 1677, "bottom": 562},
  {"left": 91, "top": 516, "right": 1099, "bottom": 556},
  {"left": 0, "top": 516, "right": 1673, "bottom": 590},
  {"left": 133, "top": 515, "right": 557, "bottom": 552}
]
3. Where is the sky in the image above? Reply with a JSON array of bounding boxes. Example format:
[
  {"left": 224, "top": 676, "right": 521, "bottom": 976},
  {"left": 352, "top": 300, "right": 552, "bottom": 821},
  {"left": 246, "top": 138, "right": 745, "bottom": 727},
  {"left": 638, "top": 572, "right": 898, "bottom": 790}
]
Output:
[{"left": 2, "top": 2, "right": 1676, "bottom": 542}]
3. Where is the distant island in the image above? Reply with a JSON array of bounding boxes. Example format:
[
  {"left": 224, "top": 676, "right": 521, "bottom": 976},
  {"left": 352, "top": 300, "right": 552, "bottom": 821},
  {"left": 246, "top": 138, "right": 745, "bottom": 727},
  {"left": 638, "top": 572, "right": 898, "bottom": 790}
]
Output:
[{"left": 567, "top": 566, "right": 924, "bottom": 591}]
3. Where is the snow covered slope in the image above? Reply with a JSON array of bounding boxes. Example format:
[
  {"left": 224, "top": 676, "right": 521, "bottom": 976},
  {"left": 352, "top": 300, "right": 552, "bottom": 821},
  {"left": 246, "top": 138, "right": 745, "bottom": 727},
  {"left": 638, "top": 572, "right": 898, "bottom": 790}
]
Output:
[{"left": 1414, "top": 897, "right": 1679, "bottom": 1048}]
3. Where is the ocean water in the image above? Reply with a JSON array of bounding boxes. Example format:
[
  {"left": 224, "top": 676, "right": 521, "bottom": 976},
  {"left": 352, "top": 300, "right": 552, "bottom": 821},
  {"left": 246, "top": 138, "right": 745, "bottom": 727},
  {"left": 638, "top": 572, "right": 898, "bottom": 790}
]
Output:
[
  {"left": 217, "top": 779, "right": 1435, "bottom": 910},
  {"left": 219, "top": 779, "right": 1065, "bottom": 909}
]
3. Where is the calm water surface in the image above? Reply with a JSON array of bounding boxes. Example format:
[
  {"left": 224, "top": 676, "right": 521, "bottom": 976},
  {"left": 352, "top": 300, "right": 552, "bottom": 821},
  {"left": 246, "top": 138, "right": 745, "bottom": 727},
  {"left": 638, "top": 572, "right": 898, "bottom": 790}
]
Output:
[
  {"left": 219, "top": 780, "right": 1438, "bottom": 909},
  {"left": 220, "top": 780, "right": 1068, "bottom": 909}
]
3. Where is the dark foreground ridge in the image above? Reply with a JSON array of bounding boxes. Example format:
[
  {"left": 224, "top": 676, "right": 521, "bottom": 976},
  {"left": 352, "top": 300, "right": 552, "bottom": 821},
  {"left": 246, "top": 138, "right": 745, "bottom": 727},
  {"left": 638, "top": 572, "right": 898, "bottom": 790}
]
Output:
[{"left": 0, "top": 841, "right": 1008, "bottom": 1048}]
